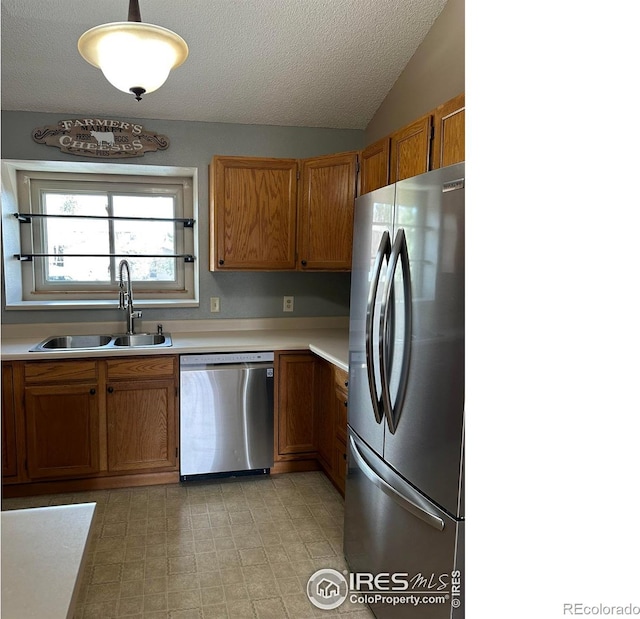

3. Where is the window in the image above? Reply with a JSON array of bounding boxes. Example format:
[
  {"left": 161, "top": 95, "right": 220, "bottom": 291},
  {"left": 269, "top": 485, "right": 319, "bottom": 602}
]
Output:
[{"left": 2, "top": 161, "right": 198, "bottom": 309}]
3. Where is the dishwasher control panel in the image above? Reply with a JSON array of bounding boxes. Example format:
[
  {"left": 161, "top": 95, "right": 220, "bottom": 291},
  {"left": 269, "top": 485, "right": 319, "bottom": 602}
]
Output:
[{"left": 180, "top": 351, "right": 274, "bottom": 366}]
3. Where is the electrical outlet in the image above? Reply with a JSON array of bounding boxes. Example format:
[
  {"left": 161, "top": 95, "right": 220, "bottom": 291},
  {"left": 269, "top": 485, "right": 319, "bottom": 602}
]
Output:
[
  {"left": 210, "top": 297, "right": 220, "bottom": 313},
  {"left": 283, "top": 296, "right": 294, "bottom": 312}
]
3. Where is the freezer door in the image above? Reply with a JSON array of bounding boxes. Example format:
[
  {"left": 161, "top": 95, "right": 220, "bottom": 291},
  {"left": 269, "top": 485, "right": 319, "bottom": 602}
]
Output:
[
  {"left": 348, "top": 184, "right": 395, "bottom": 455},
  {"left": 344, "top": 431, "right": 464, "bottom": 619},
  {"left": 382, "top": 164, "right": 465, "bottom": 519}
]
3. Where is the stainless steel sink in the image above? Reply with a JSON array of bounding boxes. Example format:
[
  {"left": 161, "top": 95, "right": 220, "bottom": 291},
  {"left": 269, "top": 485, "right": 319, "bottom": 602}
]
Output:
[
  {"left": 112, "top": 334, "right": 169, "bottom": 347},
  {"left": 38, "top": 335, "right": 113, "bottom": 350},
  {"left": 29, "top": 333, "right": 172, "bottom": 352}
]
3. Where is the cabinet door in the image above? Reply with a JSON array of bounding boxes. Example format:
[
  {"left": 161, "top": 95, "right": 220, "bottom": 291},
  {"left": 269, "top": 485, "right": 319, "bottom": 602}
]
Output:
[
  {"left": 359, "top": 137, "right": 390, "bottom": 195},
  {"left": 210, "top": 156, "right": 298, "bottom": 270},
  {"left": 390, "top": 115, "right": 432, "bottom": 183},
  {"left": 298, "top": 151, "right": 358, "bottom": 270},
  {"left": 2, "top": 363, "right": 18, "bottom": 479},
  {"left": 275, "top": 352, "right": 318, "bottom": 456},
  {"left": 106, "top": 379, "right": 177, "bottom": 472},
  {"left": 431, "top": 92, "right": 465, "bottom": 169},
  {"left": 24, "top": 383, "right": 100, "bottom": 479}
]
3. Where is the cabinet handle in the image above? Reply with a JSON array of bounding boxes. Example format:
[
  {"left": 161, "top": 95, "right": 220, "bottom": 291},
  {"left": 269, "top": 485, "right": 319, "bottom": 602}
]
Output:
[
  {"left": 344, "top": 380, "right": 349, "bottom": 388},
  {"left": 89, "top": 388, "right": 96, "bottom": 395},
  {"left": 301, "top": 259, "right": 307, "bottom": 266},
  {"left": 107, "top": 386, "right": 114, "bottom": 393},
  {"left": 218, "top": 259, "right": 224, "bottom": 266},
  {"left": 344, "top": 400, "right": 348, "bottom": 407}
]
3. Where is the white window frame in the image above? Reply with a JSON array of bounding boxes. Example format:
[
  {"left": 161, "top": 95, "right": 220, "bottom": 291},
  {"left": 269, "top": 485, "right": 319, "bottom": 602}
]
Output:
[{"left": 1, "top": 160, "right": 199, "bottom": 310}]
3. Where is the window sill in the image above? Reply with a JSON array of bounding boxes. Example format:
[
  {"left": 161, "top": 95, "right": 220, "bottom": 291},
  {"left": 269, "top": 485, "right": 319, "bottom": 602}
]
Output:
[{"left": 4, "top": 299, "right": 199, "bottom": 311}]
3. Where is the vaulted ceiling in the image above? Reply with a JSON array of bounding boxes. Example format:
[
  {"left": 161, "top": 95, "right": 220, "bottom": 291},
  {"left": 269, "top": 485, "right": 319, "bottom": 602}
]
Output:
[{"left": 1, "top": 0, "right": 448, "bottom": 129}]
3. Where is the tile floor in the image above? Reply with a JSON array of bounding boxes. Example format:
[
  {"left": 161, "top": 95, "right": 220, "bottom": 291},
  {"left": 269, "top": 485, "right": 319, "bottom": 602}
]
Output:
[{"left": 2, "top": 472, "right": 375, "bottom": 619}]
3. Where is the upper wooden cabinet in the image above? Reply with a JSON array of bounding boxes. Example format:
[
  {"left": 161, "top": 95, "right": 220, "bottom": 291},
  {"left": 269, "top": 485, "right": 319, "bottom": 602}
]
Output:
[
  {"left": 358, "top": 93, "right": 465, "bottom": 195},
  {"left": 210, "top": 152, "right": 357, "bottom": 271},
  {"left": 359, "top": 137, "right": 390, "bottom": 195},
  {"left": 210, "top": 156, "right": 298, "bottom": 270},
  {"left": 390, "top": 114, "right": 433, "bottom": 183},
  {"left": 431, "top": 92, "right": 465, "bottom": 169},
  {"left": 297, "top": 151, "right": 358, "bottom": 271}
]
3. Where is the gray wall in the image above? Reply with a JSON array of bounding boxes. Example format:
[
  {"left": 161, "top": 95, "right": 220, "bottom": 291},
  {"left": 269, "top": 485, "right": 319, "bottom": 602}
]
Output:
[
  {"left": 365, "top": 0, "right": 465, "bottom": 144},
  {"left": 1, "top": 0, "right": 465, "bottom": 326},
  {"left": 1, "top": 111, "right": 362, "bottom": 325}
]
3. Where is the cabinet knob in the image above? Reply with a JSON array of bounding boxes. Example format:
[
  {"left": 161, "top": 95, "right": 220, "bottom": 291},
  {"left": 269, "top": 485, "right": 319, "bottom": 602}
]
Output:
[
  {"left": 89, "top": 388, "right": 96, "bottom": 395},
  {"left": 301, "top": 259, "right": 307, "bottom": 266},
  {"left": 107, "top": 386, "right": 114, "bottom": 393},
  {"left": 344, "top": 400, "right": 348, "bottom": 407},
  {"left": 218, "top": 259, "right": 224, "bottom": 265},
  {"left": 344, "top": 380, "right": 349, "bottom": 387}
]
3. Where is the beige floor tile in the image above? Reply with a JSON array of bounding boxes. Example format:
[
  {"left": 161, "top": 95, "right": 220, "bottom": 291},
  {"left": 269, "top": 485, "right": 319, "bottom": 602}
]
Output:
[
  {"left": 3, "top": 472, "right": 358, "bottom": 619},
  {"left": 252, "top": 596, "right": 288, "bottom": 619}
]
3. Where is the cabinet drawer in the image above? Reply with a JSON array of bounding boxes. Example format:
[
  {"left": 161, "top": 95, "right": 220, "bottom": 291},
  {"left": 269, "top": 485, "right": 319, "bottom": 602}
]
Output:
[
  {"left": 25, "top": 360, "right": 97, "bottom": 384},
  {"left": 334, "top": 366, "right": 349, "bottom": 392},
  {"left": 106, "top": 356, "right": 176, "bottom": 380}
]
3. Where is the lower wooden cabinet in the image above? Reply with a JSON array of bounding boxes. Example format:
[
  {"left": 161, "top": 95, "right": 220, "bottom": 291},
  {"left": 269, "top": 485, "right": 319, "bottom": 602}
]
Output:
[
  {"left": 330, "top": 366, "right": 349, "bottom": 495},
  {"left": 2, "top": 356, "right": 179, "bottom": 495},
  {"left": 274, "top": 351, "right": 318, "bottom": 458},
  {"left": 25, "top": 382, "right": 100, "bottom": 480},
  {"left": 315, "top": 360, "right": 335, "bottom": 473},
  {"left": 106, "top": 379, "right": 177, "bottom": 472},
  {"left": 105, "top": 357, "right": 178, "bottom": 473},
  {"left": 274, "top": 352, "right": 349, "bottom": 494},
  {"left": 2, "top": 363, "right": 19, "bottom": 480}
]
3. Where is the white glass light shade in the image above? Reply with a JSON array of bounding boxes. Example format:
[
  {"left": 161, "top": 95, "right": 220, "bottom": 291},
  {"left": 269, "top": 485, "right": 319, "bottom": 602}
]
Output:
[{"left": 78, "top": 22, "right": 188, "bottom": 96}]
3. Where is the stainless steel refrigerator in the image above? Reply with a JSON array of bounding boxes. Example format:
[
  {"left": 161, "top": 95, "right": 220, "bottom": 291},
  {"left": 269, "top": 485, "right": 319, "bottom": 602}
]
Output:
[{"left": 344, "top": 163, "right": 465, "bottom": 619}]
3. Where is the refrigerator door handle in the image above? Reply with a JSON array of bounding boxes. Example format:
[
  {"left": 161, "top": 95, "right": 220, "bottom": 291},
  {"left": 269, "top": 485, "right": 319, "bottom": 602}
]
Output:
[
  {"left": 365, "top": 230, "right": 391, "bottom": 424},
  {"left": 380, "top": 228, "right": 412, "bottom": 434},
  {"left": 349, "top": 433, "right": 445, "bottom": 532}
]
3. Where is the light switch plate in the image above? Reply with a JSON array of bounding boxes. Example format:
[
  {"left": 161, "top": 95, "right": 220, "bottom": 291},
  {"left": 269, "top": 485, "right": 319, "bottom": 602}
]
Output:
[{"left": 210, "top": 297, "right": 220, "bottom": 312}]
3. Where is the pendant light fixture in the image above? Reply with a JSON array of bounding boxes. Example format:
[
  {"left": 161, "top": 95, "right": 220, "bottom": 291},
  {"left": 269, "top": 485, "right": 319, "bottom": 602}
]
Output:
[{"left": 78, "top": 0, "right": 188, "bottom": 101}]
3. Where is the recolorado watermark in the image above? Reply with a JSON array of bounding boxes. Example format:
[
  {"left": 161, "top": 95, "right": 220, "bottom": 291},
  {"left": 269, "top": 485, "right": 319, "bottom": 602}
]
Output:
[
  {"left": 306, "top": 568, "right": 462, "bottom": 611},
  {"left": 564, "top": 603, "right": 640, "bottom": 615}
]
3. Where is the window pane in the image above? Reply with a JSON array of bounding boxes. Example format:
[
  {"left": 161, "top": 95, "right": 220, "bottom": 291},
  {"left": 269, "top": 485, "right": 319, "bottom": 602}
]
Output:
[
  {"left": 43, "top": 193, "right": 110, "bottom": 282},
  {"left": 112, "top": 195, "right": 176, "bottom": 282}
]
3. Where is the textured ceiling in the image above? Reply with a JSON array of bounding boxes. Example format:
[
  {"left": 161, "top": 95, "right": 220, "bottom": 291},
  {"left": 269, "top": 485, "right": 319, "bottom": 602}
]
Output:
[{"left": 0, "top": 0, "right": 448, "bottom": 129}]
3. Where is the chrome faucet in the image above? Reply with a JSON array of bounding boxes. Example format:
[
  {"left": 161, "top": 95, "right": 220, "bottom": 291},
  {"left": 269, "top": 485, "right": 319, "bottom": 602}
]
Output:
[{"left": 118, "top": 259, "right": 142, "bottom": 334}]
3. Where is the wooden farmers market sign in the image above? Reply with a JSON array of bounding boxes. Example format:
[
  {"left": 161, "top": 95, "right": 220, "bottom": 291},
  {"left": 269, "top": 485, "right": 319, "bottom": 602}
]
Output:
[{"left": 32, "top": 118, "right": 169, "bottom": 159}]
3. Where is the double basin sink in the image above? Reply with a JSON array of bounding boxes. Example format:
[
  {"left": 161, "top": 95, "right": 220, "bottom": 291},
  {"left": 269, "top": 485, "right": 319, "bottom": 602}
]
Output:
[{"left": 29, "top": 333, "right": 172, "bottom": 352}]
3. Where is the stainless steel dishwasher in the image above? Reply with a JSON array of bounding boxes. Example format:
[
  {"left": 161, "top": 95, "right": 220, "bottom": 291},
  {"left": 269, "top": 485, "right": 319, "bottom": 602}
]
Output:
[{"left": 179, "top": 352, "right": 274, "bottom": 481}]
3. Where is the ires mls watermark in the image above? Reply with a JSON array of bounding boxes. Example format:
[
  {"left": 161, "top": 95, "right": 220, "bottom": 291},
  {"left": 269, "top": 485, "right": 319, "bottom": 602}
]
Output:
[
  {"left": 564, "top": 603, "right": 640, "bottom": 615},
  {"left": 307, "top": 568, "right": 462, "bottom": 611}
]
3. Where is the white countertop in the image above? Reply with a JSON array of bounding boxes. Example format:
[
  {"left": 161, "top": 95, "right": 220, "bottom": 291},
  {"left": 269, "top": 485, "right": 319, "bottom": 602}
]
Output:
[
  {"left": 0, "top": 317, "right": 350, "bottom": 371},
  {"left": 1, "top": 503, "right": 96, "bottom": 619}
]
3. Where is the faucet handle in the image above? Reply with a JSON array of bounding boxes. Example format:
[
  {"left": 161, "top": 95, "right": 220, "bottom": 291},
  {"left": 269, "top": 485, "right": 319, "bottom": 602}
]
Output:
[{"left": 157, "top": 324, "right": 163, "bottom": 335}]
